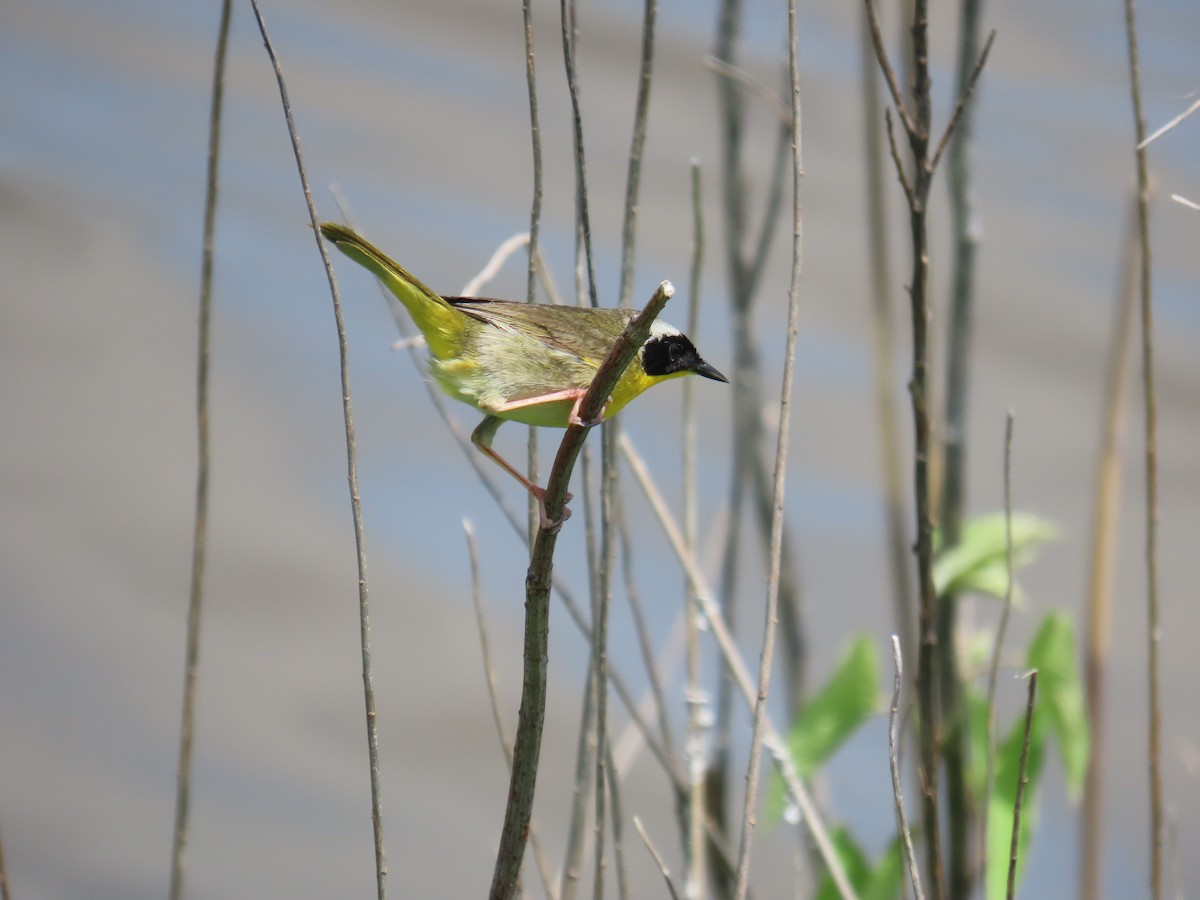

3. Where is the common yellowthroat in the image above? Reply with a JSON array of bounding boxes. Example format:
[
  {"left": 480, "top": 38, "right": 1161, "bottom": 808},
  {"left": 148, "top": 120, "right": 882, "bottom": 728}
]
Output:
[{"left": 320, "top": 223, "right": 728, "bottom": 527}]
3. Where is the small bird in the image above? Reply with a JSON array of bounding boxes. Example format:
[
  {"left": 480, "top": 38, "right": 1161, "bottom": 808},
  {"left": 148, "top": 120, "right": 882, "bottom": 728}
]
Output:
[{"left": 320, "top": 222, "right": 728, "bottom": 528}]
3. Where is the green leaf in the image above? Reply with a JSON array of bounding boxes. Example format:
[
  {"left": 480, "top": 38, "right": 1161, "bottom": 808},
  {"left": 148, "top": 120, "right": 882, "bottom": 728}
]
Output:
[
  {"left": 965, "top": 685, "right": 989, "bottom": 798},
  {"left": 1027, "top": 612, "right": 1090, "bottom": 797},
  {"left": 861, "top": 837, "right": 907, "bottom": 900},
  {"left": 815, "top": 828, "right": 871, "bottom": 900},
  {"left": 766, "top": 637, "right": 880, "bottom": 824},
  {"left": 815, "top": 828, "right": 905, "bottom": 900},
  {"left": 786, "top": 636, "right": 880, "bottom": 779},
  {"left": 933, "top": 513, "right": 1059, "bottom": 600}
]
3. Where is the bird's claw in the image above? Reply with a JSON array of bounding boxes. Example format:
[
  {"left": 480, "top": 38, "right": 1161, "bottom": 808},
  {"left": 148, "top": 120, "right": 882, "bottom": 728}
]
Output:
[{"left": 533, "top": 488, "right": 573, "bottom": 534}]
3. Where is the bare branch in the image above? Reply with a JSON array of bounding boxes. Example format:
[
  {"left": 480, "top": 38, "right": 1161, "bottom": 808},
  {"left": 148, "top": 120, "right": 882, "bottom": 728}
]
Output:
[
  {"left": 170, "top": 2, "right": 230, "bottom": 897},
  {"left": 635, "top": 817, "right": 682, "bottom": 900},
  {"left": 884, "top": 109, "right": 915, "bottom": 206},
  {"left": 733, "top": 0, "right": 805, "bottom": 893},
  {"left": 930, "top": 30, "right": 998, "bottom": 174},
  {"left": 464, "top": 520, "right": 557, "bottom": 900},
  {"left": 1006, "top": 671, "right": 1039, "bottom": 900},
  {"left": 249, "top": 3, "right": 386, "bottom": 896},
  {"left": 703, "top": 56, "right": 792, "bottom": 125},
  {"left": 1122, "top": 0, "right": 1164, "bottom": 893},
  {"left": 1139, "top": 95, "right": 1200, "bottom": 149},
  {"left": 620, "top": 436, "right": 858, "bottom": 900},
  {"left": 890, "top": 637, "right": 925, "bottom": 900},
  {"left": 861, "top": 0, "right": 918, "bottom": 136},
  {"left": 1172, "top": 193, "right": 1200, "bottom": 212}
]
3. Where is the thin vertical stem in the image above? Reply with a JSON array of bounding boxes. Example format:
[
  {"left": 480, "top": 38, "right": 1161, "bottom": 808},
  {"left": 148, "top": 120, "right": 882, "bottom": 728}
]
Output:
[
  {"left": 561, "top": 655, "right": 598, "bottom": 900},
  {"left": 249, "top": 4, "right": 386, "bottom": 895},
  {"left": 0, "top": 821, "right": 11, "bottom": 900},
  {"left": 858, "top": 1, "right": 914, "bottom": 676},
  {"left": 606, "top": 741, "right": 631, "bottom": 900},
  {"left": 561, "top": 0, "right": 600, "bottom": 310},
  {"left": 620, "top": 436, "right": 856, "bottom": 900},
  {"left": 732, "top": 0, "right": 803, "bottom": 893},
  {"left": 860, "top": 0, "right": 993, "bottom": 891},
  {"left": 170, "top": 3, "right": 231, "bottom": 897},
  {"left": 902, "top": 2, "right": 945, "bottom": 888},
  {"left": 1079, "top": 199, "right": 1140, "bottom": 900},
  {"left": 939, "top": 1, "right": 985, "bottom": 891},
  {"left": 711, "top": 10, "right": 748, "bottom": 840},
  {"left": 593, "top": 440, "right": 614, "bottom": 900},
  {"left": 616, "top": 0, "right": 658, "bottom": 309},
  {"left": 890, "top": 637, "right": 925, "bottom": 900},
  {"left": 522, "top": 0, "right": 544, "bottom": 540},
  {"left": 464, "top": 520, "right": 557, "bottom": 900},
  {"left": 682, "top": 158, "right": 709, "bottom": 899},
  {"left": 1121, "top": 0, "right": 1162, "bottom": 894},
  {"left": 1007, "top": 672, "right": 1038, "bottom": 900}
]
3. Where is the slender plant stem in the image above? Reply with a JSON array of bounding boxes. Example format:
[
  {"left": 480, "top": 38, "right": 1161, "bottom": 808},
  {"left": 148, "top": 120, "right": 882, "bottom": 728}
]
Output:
[
  {"left": 858, "top": 1, "right": 914, "bottom": 676},
  {"left": 938, "top": 2, "right": 986, "bottom": 891},
  {"left": 522, "top": 0, "right": 544, "bottom": 539},
  {"left": 1079, "top": 199, "right": 1140, "bottom": 900},
  {"left": 0, "top": 821, "right": 10, "bottom": 900},
  {"left": 732, "top": 0, "right": 803, "bottom": 894},
  {"left": 561, "top": 653, "right": 598, "bottom": 900},
  {"left": 169, "top": 4, "right": 230, "bottom": 897},
  {"left": 617, "top": 500, "right": 681, "bottom": 775},
  {"left": 489, "top": 283, "right": 675, "bottom": 900},
  {"left": 890, "top": 637, "right": 925, "bottom": 900},
  {"left": 711, "top": 3, "right": 748, "bottom": 864},
  {"left": 710, "top": 5, "right": 809, "bottom": 860},
  {"left": 1007, "top": 671, "right": 1038, "bottom": 900},
  {"left": 617, "top": 0, "right": 658, "bottom": 309},
  {"left": 464, "top": 520, "right": 557, "bottom": 900},
  {"left": 861, "top": 4, "right": 995, "bottom": 894},
  {"left": 635, "top": 817, "right": 683, "bottom": 900},
  {"left": 606, "top": 741, "right": 631, "bottom": 900},
  {"left": 249, "top": 4, "right": 386, "bottom": 895},
  {"left": 682, "top": 157, "right": 709, "bottom": 899},
  {"left": 620, "top": 437, "right": 857, "bottom": 900},
  {"left": 982, "top": 413, "right": 1015, "bottom": 874},
  {"left": 593, "top": 475, "right": 613, "bottom": 900},
  {"left": 560, "top": 0, "right": 600, "bottom": 310},
  {"left": 870, "top": 0, "right": 944, "bottom": 888},
  {"left": 1121, "top": 0, "right": 1162, "bottom": 895}
]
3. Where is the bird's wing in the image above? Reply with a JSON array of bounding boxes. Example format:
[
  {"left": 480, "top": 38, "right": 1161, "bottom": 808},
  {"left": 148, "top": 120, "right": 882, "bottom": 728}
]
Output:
[{"left": 446, "top": 299, "right": 634, "bottom": 365}]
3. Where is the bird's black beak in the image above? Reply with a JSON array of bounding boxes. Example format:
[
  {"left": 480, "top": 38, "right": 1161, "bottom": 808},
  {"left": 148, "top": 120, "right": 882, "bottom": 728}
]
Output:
[{"left": 691, "top": 360, "right": 729, "bottom": 383}]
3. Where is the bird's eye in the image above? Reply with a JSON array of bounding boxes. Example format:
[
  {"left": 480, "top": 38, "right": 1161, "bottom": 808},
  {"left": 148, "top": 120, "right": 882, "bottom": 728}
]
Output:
[{"left": 668, "top": 340, "right": 684, "bottom": 361}]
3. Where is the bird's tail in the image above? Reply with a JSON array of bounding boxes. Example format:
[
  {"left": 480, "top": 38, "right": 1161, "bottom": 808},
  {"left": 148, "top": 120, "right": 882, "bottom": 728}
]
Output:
[{"left": 319, "top": 222, "right": 461, "bottom": 359}]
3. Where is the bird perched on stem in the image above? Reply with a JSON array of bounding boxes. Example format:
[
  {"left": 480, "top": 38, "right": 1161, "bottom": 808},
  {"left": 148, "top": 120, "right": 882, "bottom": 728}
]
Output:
[{"left": 320, "top": 222, "right": 728, "bottom": 528}]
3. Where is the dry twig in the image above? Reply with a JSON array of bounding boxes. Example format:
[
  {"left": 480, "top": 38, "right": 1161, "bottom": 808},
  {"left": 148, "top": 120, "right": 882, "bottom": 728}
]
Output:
[
  {"left": 169, "top": 3, "right": 230, "bottom": 897},
  {"left": 890, "top": 637, "right": 925, "bottom": 900},
  {"left": 250, "top": 2, "right": 387, "bottom": 895}
]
